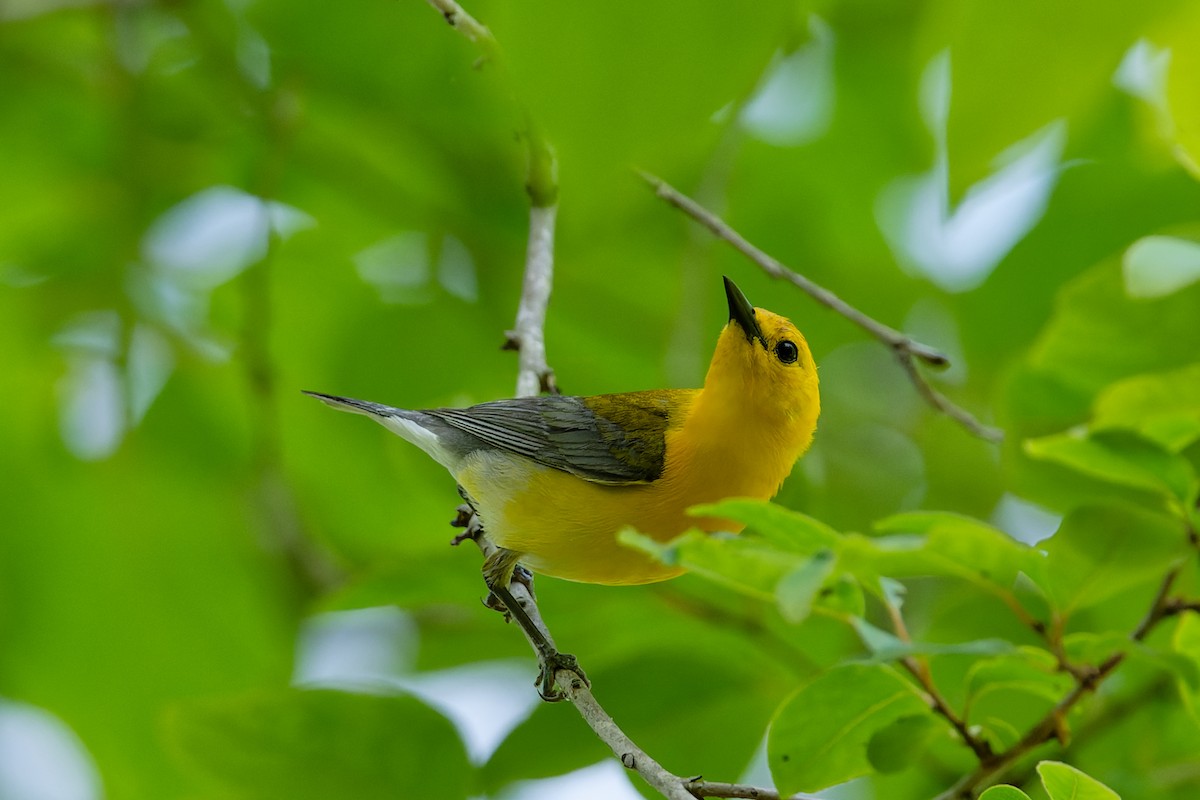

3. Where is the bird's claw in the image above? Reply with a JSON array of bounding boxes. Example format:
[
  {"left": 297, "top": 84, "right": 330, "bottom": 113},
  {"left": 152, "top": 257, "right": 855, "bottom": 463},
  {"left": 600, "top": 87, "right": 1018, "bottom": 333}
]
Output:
[
  {"left": 450, "top": 504, "right": 484, "bottom": 546},
  {"left": 535, "top": 651, "right": 589, "bottom": 702}
]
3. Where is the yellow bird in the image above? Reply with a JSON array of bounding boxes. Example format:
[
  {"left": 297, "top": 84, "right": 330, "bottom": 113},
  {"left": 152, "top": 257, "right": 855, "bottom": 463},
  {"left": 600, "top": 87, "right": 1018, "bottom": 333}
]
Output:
[{"left": 306, "top": 277, "right": 819, "bottom": 591}]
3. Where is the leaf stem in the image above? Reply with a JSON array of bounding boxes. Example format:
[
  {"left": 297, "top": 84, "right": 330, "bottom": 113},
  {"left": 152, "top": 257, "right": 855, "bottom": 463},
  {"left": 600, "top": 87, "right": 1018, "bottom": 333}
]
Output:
[{"left": 883, "top": 594, "right": 994, "bottom": 762}]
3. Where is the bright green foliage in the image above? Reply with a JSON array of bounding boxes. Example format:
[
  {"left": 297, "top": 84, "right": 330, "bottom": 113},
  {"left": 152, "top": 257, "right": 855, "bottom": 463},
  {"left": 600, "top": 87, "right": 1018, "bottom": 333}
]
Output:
[
  {"left": 5, "top": 1, "right": 1200, "bottom": 800},
  {"left": 978, "top": 764, "right": 1123, "bottom": 800},
  {"left": 768, "top": 664, "right": 933, "bottom": 794},
  {"left": 1038, "top": 761, "right": 1122, "bottom": 800}
]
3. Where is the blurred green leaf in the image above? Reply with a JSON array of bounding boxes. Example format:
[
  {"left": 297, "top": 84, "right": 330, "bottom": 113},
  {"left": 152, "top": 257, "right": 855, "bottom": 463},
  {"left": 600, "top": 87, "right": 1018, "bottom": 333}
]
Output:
[
  {"left": 842, "top": 513, "right": 1044, "bottom": 608},
  {"left": 943, "top": 0, "right": 1185, "bottom": 196},
  {"left": 1123, "top": 236, "right": 1200, "bottom": 299},
  {"left": 964, "top": 649, "right": 1071, "bottom": 713},
  {"left": 768, "top": 664, "right": 931, "bottom": 793},
  {"left": 1161, "top": 5, "right": 1200, "bottom": 176},
  {"left": 1037, "top": 760, "right": 1122, "bottom": 800},
  {"left": 1093, "top": 364, "right": 1200, "bottom": 452},
  {"left": 1023, "top": 261, "right": 1200, "bottom": 407},
  {"left": 691, "top": 498, "right": 843, "bottom": 554},
  {"left": 620, "top": 528, "right": 835, "bottom": 610},
  {"left": 851, "top": 617, "right": 1013, "bottom": 663},
  {"left": 1173, "top": 612, "right": 1200, "bottom": 722},
  {"left": 1024, "top": 429, "right": 1196, "bottom": 506},
  {"left": 166, "top": 689, "right": 470, "bottom": 800},
  {"left": 1040, "top": 505, "right": 1187, "bottom": 615},
  {"left": 866, "top": 714, "right": 942, "bottom": 774},
  {"left": 776, "top": 550, "right": 837, "bottom": 623}
]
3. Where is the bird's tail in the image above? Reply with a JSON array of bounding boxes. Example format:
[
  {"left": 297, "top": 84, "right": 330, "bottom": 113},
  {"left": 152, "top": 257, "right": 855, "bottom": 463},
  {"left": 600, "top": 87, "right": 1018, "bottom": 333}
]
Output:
[
  {"left": 303, "top": 390, "right": 459, "bottom": 471},
  {"left": 302, "top": 390, "right": 407, "bottom": 419}
]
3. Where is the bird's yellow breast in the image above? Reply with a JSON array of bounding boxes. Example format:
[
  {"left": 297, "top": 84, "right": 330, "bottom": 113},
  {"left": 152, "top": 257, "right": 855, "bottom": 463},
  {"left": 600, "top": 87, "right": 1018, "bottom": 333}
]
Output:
[{"left": 455, "top": 383, "right": 816, "bottom": 585}]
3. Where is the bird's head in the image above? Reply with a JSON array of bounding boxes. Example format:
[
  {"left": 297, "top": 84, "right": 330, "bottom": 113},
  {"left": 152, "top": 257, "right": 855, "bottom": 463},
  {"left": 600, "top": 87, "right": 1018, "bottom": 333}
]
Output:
[{"left": 704, "top": 277, "right": 820, "bottom": 450}]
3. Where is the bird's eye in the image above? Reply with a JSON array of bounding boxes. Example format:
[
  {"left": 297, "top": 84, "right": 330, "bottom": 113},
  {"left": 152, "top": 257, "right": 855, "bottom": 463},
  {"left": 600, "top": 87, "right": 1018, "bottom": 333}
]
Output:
[{"left": 774, "top": 340, "right": 799, "bottom": 364}]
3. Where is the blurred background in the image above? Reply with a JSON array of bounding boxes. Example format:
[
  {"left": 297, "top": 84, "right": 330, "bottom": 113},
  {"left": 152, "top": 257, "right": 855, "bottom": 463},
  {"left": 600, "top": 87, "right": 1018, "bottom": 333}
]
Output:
[{"left": 3, "top": 0, "right": 1200, "bottom": 798}]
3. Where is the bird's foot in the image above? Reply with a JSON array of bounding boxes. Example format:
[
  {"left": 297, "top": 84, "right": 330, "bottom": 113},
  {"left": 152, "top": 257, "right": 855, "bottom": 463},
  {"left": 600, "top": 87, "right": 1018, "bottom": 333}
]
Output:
[
  {"left": 449, "top": 504, "right": 484, "bottom": 546},
  {"left": 511, "top": 563, "right": 536, "bottom": 600},
  {"left": 535, "top": 650, "right": 589, "bottom": 702}
]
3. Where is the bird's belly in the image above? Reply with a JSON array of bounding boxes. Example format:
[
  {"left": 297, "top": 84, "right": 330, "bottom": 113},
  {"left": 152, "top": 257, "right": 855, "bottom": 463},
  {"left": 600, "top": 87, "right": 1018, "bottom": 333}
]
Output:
[{"left": 456, "top": 450, "right": 774, "bottom": 586}]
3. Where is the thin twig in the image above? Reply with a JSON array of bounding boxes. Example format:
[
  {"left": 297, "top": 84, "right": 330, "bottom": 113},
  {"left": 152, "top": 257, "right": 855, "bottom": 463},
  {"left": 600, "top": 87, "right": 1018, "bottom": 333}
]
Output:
[
  {"left": 882, "top": 594, "right": 994, "bottom": 762},
  {"left": 684, "top": 778, "right": 825, "bottom": 799},
  {"left": 934, "top": 568, "right": 1192, "bottom": 799},
  {"left": 637, "top": 170, "right": 1003, "bottom": 443},
  {"left": 504, "top": 204, "right": 559, "bottom": 396}
]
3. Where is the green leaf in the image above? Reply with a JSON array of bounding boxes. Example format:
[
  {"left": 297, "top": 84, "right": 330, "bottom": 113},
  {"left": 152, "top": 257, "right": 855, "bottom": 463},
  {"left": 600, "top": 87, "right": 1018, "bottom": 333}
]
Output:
[
  {"left": 851, "top": 618, "right": 1013, "bottom": 663},
  {"left": 620, "top": 529, "right": 785, "bottom": 602},
  {"left": 1093, "top": 364, "right": 1200, "bottom": 452},
  {"left": 166, "top": 689, "right": 471, "bottom": 800},
  {"left": 691, "top": 498, "right": 843, "bottom": 554},
  {"left": 620, "top": 528, "right": 839, "bottom": 617},
  {"left": 768, "top": 664, "right": 931, "bottom": 793},
  {"left": 1039, "top": 505, "right": 1187, "bottom": 615},
  {"left": 866, "top": 714, "right": 942, "bottom": 774},
  {"left": 980, "top": 786, "right": 1033, "bottom": 800},
  {"left": 964, "top": 649, "right": 1071, "bottom": 712},
  {"left": 1037, "top": 760, "right": 1121, "bottom": 800},
  {"left": 775, "top": 550, "right": 836, "bottom": 623},
  {"left": 1024, "top": 429, "right": 1196, "bottom": 505},
  {"left": 1173, "top": 612, "right": 1200, "bottom": 722},
  {"left": 817, "top": 575, "right": 867, "bottom": 617},
  {"left": 1024, "top": 260, "right": 1200, "bottom": 405},
  {"left": 844, "top": 512, "right": 1044, "bottom": 603}
]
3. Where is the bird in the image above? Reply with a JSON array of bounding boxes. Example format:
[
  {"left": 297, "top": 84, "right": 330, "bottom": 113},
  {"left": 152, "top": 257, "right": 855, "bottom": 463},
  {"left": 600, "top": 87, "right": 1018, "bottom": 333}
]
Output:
[{"left": 305, "top": 276, "right": 819, "bottom": 592}]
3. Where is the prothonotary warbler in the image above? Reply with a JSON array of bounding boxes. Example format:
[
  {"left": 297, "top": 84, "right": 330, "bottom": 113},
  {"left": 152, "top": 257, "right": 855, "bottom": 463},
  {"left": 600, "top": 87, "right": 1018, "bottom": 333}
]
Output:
[{"left": 306, "top": 276, "right": 819, "bottom": 591}]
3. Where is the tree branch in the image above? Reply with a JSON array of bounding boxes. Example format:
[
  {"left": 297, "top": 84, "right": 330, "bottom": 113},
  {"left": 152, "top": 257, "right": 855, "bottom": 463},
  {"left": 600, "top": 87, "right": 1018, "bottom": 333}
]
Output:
[
  {"left": 424, "top": 4, "right": 794, "bottom": 798},
  {"left": 423, "top": 0, "right": 559, "bottom": 396},
  {"left": 684, "top": 778, "right": 825, "bottom": 799},
  {"left": 637, "top": 170, "right": 1003, "bottom": 443},
  {"left": 504, "top": 204, "right": 559, "bottom": 396},
  {"left": 934, "top": 567, "right": 1194, "bottom": 799}
]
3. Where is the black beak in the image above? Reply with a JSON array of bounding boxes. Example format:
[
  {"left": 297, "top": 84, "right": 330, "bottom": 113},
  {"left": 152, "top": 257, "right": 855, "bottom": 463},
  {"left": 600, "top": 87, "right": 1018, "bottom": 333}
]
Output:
[{"left": 724, "top": 276, "right": 765, "bottom": 348}]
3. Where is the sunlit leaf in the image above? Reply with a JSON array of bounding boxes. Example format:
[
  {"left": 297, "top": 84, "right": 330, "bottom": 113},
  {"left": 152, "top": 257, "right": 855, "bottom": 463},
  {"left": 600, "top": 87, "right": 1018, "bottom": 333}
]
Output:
[
  {"left": 1092, "top": 364, "right": 1200, "bottom": 452},
  {"left": 1037, "top": 760, "right": 1121, "bottom": 800}
]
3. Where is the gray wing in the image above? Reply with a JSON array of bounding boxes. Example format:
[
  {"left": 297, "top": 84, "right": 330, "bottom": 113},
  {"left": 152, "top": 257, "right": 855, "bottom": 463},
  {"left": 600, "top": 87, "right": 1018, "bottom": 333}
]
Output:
[{"left": 426, "top": 393, "right": 678, "bottom": 485}]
